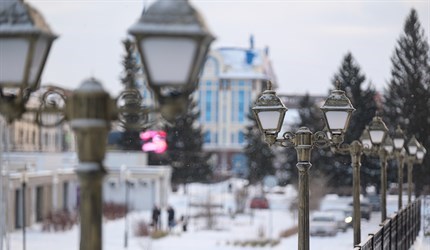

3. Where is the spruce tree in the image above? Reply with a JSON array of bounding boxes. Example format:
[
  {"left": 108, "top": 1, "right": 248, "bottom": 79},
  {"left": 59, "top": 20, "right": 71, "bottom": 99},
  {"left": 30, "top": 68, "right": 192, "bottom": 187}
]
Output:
[
  {"left": 330, "top": 52, "right": 379, "bottom": 190},
  {"left": 120, "top": 39, "right": 142, "bottom": 150},
  {"left": 244, "top": 109, "right": 276, "bottom": 185},
  {"left": 384, "top": 9, "right": 430, "bottom": 196},
  {"left": 165, "top": 100, "right": 213, "bottom": 187}
]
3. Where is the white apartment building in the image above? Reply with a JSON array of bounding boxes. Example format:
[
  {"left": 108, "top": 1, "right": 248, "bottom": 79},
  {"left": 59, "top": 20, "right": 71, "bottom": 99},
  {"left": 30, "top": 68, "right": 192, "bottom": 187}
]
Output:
[{"left": 196, "top": 40, "right": 278, "bottom": 176}]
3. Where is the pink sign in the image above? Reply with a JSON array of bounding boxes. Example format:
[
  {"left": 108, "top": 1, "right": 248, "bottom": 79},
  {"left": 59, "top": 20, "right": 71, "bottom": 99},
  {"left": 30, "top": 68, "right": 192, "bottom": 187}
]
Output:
[{"left": 140, "top": 130, "right": 167, "bottom": 154}]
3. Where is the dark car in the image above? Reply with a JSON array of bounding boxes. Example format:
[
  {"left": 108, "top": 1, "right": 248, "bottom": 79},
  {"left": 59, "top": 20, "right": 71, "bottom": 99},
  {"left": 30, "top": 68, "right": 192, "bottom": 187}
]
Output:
[
  {"left": 348, "top": 200, "right": 372, "bottom": 221},
  {"left": 250, "top": 197, "right": 269, "bottom": 209},
  {"left": 367, "top": 194, "right": 381, "bottom": 211}
]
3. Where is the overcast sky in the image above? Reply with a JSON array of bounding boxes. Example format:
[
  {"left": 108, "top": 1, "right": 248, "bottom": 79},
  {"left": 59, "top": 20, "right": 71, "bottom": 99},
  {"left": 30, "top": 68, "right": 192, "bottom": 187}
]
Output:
[{"left": 27, "top": 0, "right": 429, "bottom": 96}]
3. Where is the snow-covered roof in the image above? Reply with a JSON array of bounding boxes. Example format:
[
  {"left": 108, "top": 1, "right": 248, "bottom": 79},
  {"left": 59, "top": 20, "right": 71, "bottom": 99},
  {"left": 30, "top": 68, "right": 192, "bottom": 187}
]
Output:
[{"left": 213, "top": 47, "right": 274, "bottom": 81}]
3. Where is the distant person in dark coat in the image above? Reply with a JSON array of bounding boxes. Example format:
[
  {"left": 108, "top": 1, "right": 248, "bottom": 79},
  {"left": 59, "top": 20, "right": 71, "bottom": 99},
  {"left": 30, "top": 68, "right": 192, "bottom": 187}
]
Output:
[
  {"left": 151, "top": 205, "right": 161, "bottom": 230},
  {"left": 167, "top": 206, "right": 175, "bottom": 231}
]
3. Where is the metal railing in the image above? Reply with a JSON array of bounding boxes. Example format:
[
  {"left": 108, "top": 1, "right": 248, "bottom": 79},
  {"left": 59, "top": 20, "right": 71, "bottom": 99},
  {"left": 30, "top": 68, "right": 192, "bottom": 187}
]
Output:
[{"left": 353, "top": 197, "right": 421, "bottom": 250}]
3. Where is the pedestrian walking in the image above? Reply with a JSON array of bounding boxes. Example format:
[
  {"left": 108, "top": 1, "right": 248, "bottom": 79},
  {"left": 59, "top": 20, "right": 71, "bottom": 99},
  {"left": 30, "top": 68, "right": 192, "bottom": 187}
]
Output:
[
  {"left": 167, "top": 205, "right": 175, "bottom": 231},
  {"left": 151, "top": 205, "right": 161, "bottom": 230}
]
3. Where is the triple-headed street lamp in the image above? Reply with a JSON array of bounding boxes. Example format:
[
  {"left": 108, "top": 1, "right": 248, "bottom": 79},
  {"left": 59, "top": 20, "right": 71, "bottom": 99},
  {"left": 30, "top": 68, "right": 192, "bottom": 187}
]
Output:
[
  {"left": 253, "top": 82, "right": 355, "bottom": 250},
  {"left": 0, "top": 0, "right": 214, "bottom": 249}
]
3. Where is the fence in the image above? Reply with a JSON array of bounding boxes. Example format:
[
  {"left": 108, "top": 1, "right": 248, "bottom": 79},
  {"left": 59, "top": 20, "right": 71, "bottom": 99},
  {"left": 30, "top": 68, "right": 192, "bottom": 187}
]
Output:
[{"left": 353, "top": 197, "right": 421, "bottom": 250}]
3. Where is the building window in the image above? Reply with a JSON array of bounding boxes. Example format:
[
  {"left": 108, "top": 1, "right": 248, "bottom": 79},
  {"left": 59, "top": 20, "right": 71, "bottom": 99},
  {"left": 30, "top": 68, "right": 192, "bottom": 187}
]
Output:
[
  {"left": 215, "top": 89, "right": 219, "bottom": 122},
  {"left": 231, "top": 133, "right": 235, "bottom": 144},
  {"left": 238, "top": 90, "right": 245, "bottom": 122},
  {"left": 205, "top": 90, "right": 212, "bottom": 122},
  {"left": 204, "top": 131, "right": 211, "bottom": 144},
  {"left": 238, "top": 131, "right": 245, "bottom": 144}
]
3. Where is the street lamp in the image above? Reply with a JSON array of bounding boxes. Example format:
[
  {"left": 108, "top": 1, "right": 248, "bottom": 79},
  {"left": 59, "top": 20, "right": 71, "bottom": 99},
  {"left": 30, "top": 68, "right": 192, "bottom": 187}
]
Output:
[
  {"left": 406, "top": 136, "right": 420, "bottom": 204},
  {"left": 252, "top": 81, "right": 287, "bottom": 145},
  {"left": 0, "top": 0, "right": 57, "bottom": 123},
  {"left": 253, "top": 82, "right": 354, "bottom": 250},
  {"left": 120, "top": 165, "right": 132, "bottom": 248},
  {"left": 128, "top": 0, "right": 214, "bottom": 122},
  {"left": 360, "top": 115, "right": 391, "bottom": 222},
  {"left": 320, "top": 84, "right": 355, "bottom": 144},
  {"left": 393, "top": 126, "right": 406, "bottom": 209},
  {"left": 367, "top": 115, "right": 388, "bottom": 145}
]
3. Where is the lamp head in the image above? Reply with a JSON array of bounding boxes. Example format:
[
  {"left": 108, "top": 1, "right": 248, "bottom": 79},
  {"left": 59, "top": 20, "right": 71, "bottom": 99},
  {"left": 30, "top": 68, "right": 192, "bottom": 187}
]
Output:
[
  {"left": 128, "top": 0, "right": 214, "bottom": 121},
  {"left": 320, "top": 84, "right": 355, "bottom": 139},
  {"left": 382, "top": 134, "right": 394, "bottom": 154},
  {"left": 252, "top": 81, "right": 287, "bottom": 141},
  {"left": 360, "top": 126, "right": 372, "bottom": 149},
  {"left": 393, "top": 125, "right": 405, "bottom": 150},
  {"left": 367, "top": 114, "right": 388, "bottom": 145},
  {"left": 407, "top": 136, "right": 420, "bottom": 156}
]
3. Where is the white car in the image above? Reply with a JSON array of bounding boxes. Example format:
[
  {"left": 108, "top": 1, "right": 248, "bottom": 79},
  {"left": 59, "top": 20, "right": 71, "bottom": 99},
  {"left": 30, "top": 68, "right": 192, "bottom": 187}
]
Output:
[
  {"left": 310, "top": 212, "right": 338, "bottom": 237},
  {"left": 323, "top": 209, "right": 352, "bottom": 232}
]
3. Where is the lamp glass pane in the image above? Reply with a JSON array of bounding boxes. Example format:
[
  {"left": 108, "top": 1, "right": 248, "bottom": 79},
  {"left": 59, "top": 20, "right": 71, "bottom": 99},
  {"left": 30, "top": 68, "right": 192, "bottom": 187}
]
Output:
[
  {"left": 0, "top": 38, "right": 29, "bottom": 84},
  {"left": 257, "top": 111, "right": 280, "bottom": 130},
  {"left": 325, "top": 111, "right": 348, "bottom": 130},
  {"left": 361, "top": 139, "right": 372, "bottom": 148},
  {"left": 408, "top": 145, "right": 417, "bottom": 155},
  {"left": 393, "top": 138, "right": 405, "bottom": 149},
  {"left": 384, "top": 145, "right": 393, "bottom": 154},
  {"left": 416, "top": 151, "right": 424, "bottom": 160},
  {"left": 369, "top": 130, "right": 384, "bottom": 144},
  {"left": 28, "top": 36, "right": 49, "bottom": 86},
  {"left": 140, "top": 37, "right": 197, "bottom": 85}
]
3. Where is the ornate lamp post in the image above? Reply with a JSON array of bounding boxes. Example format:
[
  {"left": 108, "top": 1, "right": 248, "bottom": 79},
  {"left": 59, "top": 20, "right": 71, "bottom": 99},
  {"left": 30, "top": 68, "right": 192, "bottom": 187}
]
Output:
[
  {"left": 393, "top": 126, "right": 406, "bottom": 209},
  {"left": 0, "top": 1, "right": 214, "bottom": 250},
  {"left": 365, "top": 115, "right": 391, "bottom": 222},
  {"left": 253, "top": 82, "right": 354, "bottom": 250},
  {"left": 406, "top": 136, "right": 420, "bottom": 204}
]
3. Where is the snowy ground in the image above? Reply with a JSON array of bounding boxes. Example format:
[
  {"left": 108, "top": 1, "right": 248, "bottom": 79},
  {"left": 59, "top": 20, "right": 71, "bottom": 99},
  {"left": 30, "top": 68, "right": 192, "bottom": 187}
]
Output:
[{"left": 7, "top": 181, "right": 430, "bottom": 250}]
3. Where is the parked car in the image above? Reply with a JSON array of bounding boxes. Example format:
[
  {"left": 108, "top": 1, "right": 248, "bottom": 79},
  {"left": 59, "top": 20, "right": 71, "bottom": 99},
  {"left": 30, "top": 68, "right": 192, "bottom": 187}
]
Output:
[
  {"left": 323, "top": 209, "right": 351, "bottom": 232},
  {"left": 310, "top": 212, "right": 338, "bottom": 237},
  {"left": 367, "top": 194, "right": 381, "bottom": 211},
  {"left": 249, "top": 196, "right": 269, "bottom": 209},
  {"left": 348, "top": 199, "right": 372, "bottom": 221}
]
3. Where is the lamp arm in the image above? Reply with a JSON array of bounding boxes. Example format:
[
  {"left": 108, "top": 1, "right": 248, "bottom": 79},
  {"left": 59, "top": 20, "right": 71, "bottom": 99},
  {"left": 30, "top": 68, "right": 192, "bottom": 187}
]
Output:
[
  {"left": 35, "top": 86, "right": 68, "bottom": 127},
  {"left": 116, "top": 89, "right": 157, "bottom": 131},
  {"left": 331, "top": 143, "right": 352, "bottom": 155},
  {"left": 312, "top": 130, "right": 330, "bottom": 148},
  {"left": 274, "top": 131, "right": 295, "bottom": 148}
]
